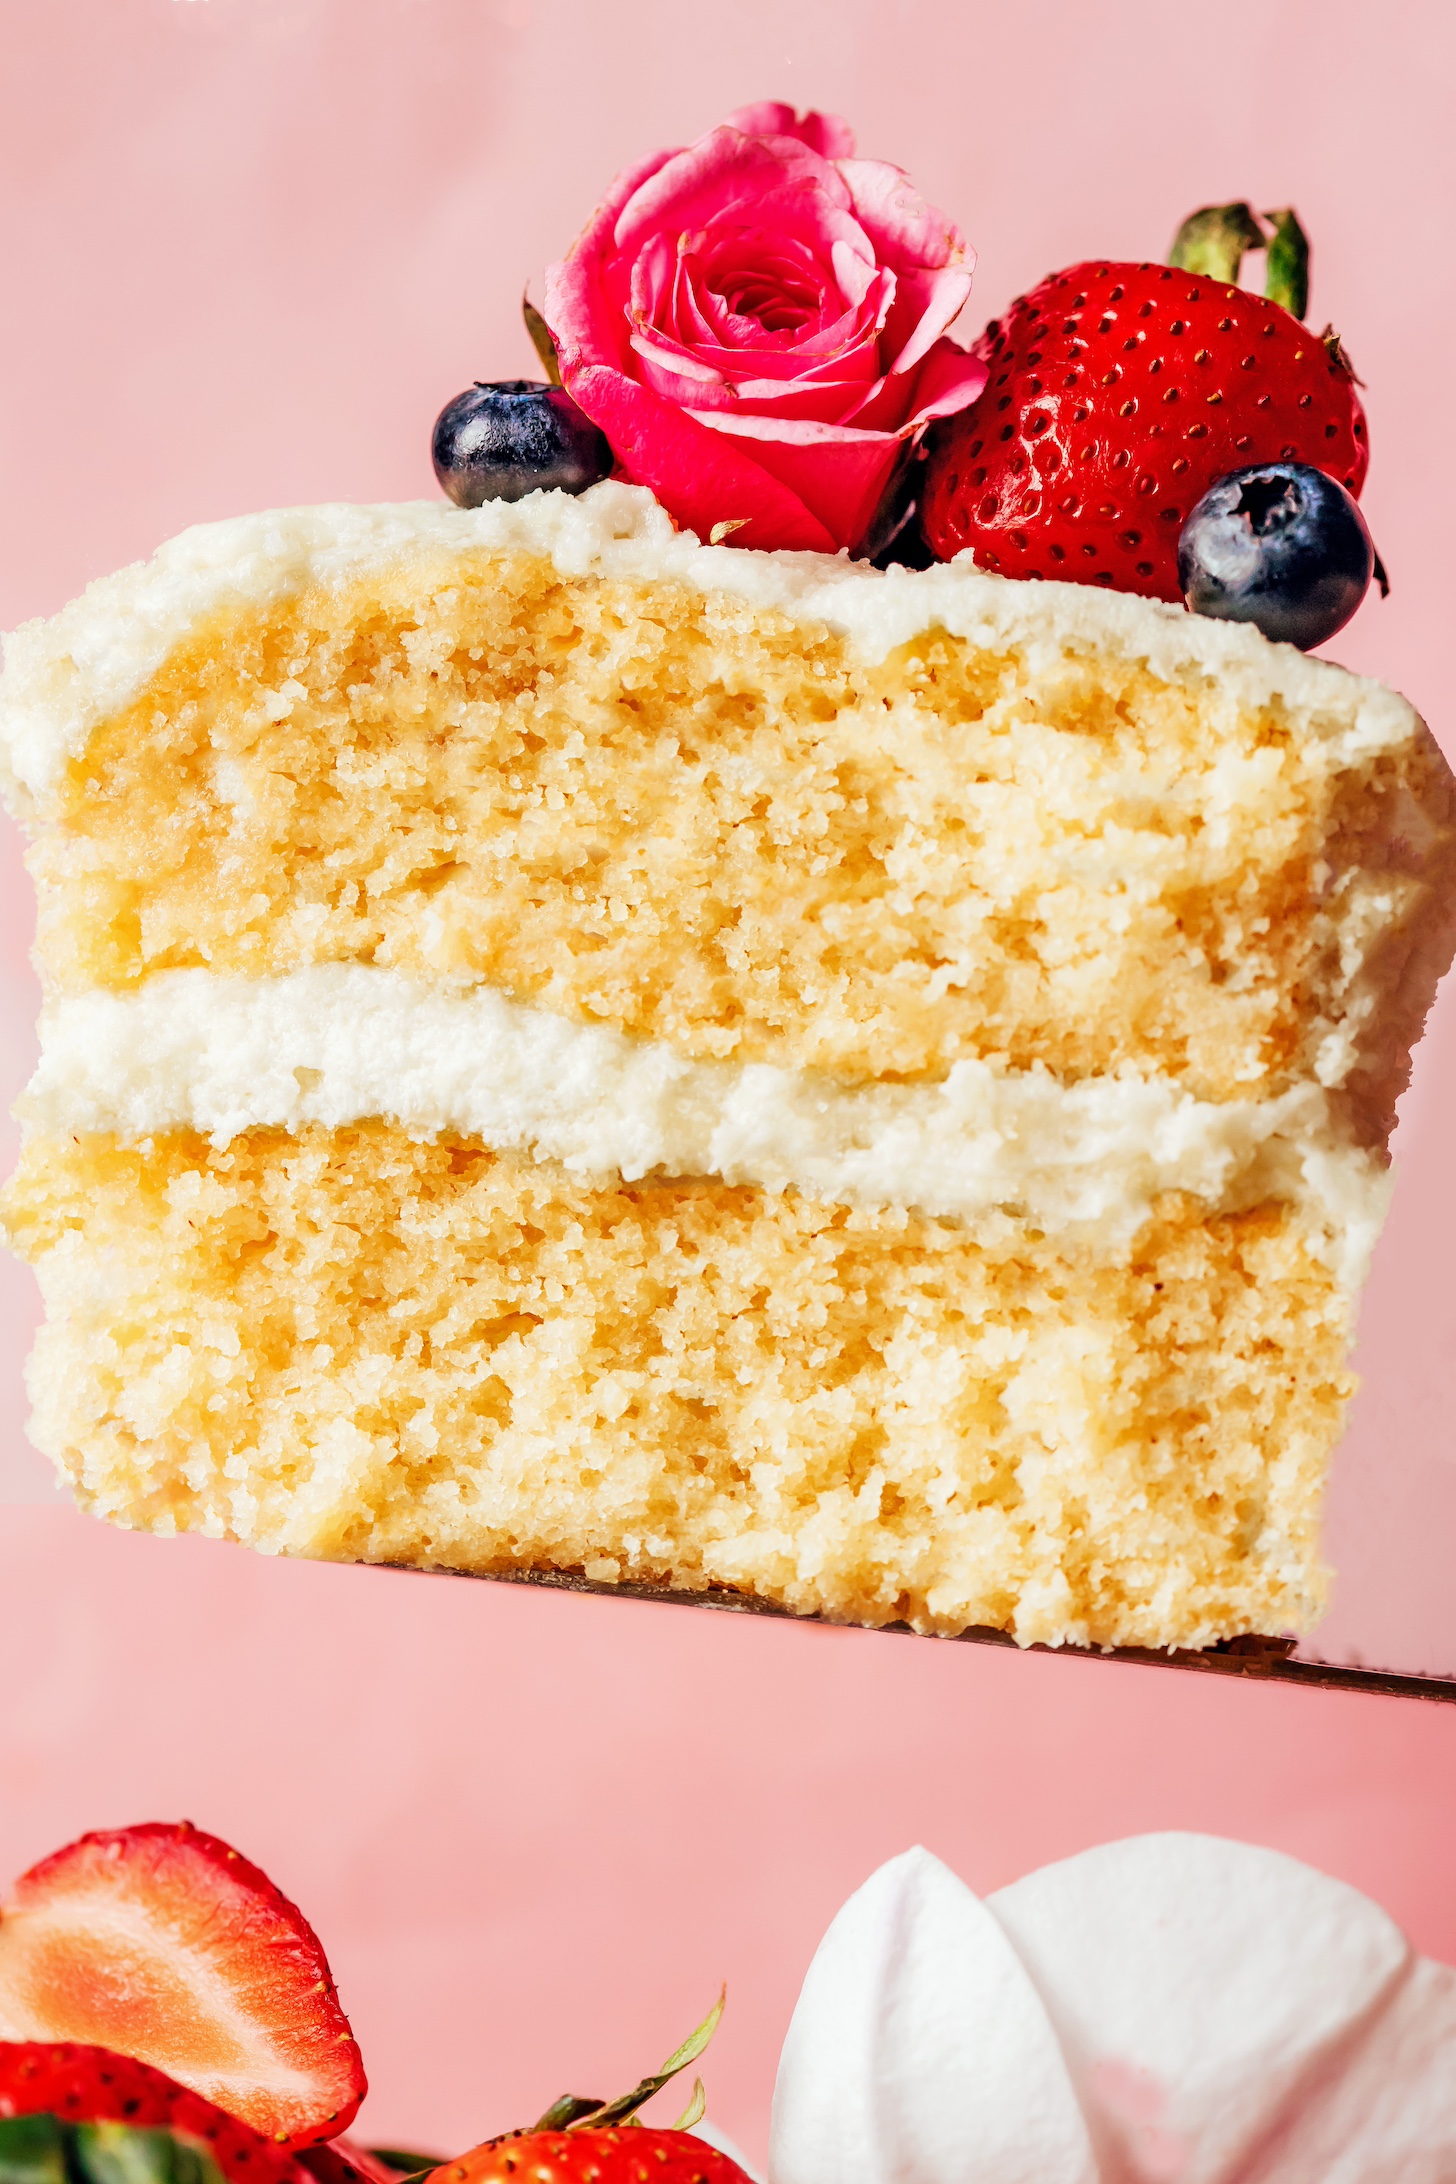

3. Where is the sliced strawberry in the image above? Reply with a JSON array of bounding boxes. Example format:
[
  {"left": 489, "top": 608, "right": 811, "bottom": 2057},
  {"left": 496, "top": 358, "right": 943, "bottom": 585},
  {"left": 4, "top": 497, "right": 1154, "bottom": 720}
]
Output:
[
  {"left": 0, "top": 1826, "right": 364, "bottom": 2145},
  {"left": 299, "top": 2142, "right": 426, "bottom": 2184},
  {"left": 0, "top": 2040, "right": 307, "bottom": 2184}
]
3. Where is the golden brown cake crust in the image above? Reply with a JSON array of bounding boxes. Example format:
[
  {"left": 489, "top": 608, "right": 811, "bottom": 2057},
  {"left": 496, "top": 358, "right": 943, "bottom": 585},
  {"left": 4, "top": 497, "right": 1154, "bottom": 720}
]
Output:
[{"left": 3, "top": 1122, "right": 1352, "bottom": 1649}]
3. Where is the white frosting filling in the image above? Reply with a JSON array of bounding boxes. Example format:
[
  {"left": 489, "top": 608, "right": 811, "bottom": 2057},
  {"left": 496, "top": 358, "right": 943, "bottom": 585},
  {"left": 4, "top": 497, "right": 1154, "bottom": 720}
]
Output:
[
  {"left": 0, "top": 483, "right": 1420, "bottom": 805},
  {"left": 23, "top": 965, "right": 1388, "bottom": 1285}
]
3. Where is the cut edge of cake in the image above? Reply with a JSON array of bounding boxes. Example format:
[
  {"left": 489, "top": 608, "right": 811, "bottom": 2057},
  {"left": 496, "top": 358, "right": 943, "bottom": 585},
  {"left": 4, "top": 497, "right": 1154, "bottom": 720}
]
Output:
[
  {"left": 0, "top": 481, "right": 1428, "bottom": 805},
  {"left": 2, "top": 484, "right": 1453, "bottom": 1650}
]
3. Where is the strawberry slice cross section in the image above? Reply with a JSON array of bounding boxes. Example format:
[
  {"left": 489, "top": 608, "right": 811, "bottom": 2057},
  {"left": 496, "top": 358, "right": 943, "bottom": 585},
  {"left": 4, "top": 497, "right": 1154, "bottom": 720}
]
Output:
[{"left": 0, "top": 1825, "right": 365, "bottom": 2146}]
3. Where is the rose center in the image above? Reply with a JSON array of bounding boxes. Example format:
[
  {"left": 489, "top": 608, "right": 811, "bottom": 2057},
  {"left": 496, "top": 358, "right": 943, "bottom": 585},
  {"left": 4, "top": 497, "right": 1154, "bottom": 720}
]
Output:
[{"left": 709, "top": 269, "right": 820, "bottom": 334}]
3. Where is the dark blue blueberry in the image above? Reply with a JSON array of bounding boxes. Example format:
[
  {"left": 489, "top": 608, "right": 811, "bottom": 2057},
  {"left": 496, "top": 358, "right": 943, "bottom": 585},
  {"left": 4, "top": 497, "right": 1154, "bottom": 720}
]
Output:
[
  {"left": 432, "top": 380, "right": 613, "bottom": 508},
  {"left": 1178, "top": 463, "right": 1378, "bottom": 650}
]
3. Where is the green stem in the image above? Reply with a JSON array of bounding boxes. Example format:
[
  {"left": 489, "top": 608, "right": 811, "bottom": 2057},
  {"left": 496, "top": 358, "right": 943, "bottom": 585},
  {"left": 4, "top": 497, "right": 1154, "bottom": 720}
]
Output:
[
  {"left": 1168, "top": 202, "right": 1266, "bottom": 284},
  {"left": 553, "top": 1990, "right": 727, "bottom": 2135},
  {"left": 1262, "top": 208, "right": 1310, "bottom": 318},
  {"left": 522, "top": 295, "right": 563, "bottom": 386},
  {"left": 531, "top": 2100, "right": 607, "bottom": 2134}
]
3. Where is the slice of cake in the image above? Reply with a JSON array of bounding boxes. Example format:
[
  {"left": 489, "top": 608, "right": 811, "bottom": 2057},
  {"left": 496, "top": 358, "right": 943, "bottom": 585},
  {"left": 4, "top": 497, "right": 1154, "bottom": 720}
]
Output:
[{"left": 2, "top": 482, "right": 1453, "bottom": 1649}]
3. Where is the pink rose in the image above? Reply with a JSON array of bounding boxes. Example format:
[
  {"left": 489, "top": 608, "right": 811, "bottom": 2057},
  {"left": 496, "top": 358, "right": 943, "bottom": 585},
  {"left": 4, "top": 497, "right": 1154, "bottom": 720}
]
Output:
[{"left": 543, "top": 102, "right": 987, "bottom": 555}]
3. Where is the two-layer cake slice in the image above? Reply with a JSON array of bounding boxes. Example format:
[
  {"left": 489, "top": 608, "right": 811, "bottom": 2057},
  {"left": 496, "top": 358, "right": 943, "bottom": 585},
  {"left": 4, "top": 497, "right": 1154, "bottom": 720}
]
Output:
[{"left": 2, "top": 483, "right": 1452, "bottom": 1647}]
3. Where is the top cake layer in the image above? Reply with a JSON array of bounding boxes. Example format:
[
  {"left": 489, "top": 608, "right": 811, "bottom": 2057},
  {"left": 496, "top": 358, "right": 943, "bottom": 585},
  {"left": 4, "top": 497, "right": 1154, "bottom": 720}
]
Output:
[
  {"left": 0, "top": 483, "right": 1424, "bottom": 799},
  {"left": 3, "top": 484, "right": 1452, "bottom": 1124}
]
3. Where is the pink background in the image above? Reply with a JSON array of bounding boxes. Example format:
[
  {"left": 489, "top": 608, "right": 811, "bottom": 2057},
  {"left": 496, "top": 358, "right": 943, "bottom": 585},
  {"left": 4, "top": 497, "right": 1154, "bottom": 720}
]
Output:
[{"left": 3, "top": 0, "right": 1456, "bottom": 2164}]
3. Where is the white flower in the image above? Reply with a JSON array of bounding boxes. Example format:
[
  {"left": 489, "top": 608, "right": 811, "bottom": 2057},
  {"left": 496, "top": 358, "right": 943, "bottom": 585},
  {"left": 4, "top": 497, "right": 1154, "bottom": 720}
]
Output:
[{"left": 770, "top": 1835, "right": 1456, "bottom": 2184}]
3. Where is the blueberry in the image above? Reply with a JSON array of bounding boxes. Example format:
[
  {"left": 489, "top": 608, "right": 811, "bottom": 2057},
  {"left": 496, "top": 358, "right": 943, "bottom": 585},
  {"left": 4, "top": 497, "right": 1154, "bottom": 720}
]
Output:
[
  {"left": 432, "top": 380, "right": 613, "bottom": 508},
  {"left": 1177, "top": 463, "right": 1377, "bottom": 649}
]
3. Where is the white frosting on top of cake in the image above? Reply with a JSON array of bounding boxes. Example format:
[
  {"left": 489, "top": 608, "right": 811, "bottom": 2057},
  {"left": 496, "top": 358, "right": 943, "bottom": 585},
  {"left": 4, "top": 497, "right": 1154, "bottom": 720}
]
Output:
[
  {"left": 23, "top": 965, "right": 1388, "bottom": 1284},
  {"left": 0, "top": 482, "right": 1421, "bottom": 803},
  {"left": 770, "top": 1838, "right": 1456, "bottom": 2184}
]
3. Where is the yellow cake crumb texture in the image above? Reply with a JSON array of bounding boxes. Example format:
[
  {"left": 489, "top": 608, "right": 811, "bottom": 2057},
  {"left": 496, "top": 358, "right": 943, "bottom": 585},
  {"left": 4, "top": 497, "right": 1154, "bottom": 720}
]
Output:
[
  {"left": 1, "top": 1123, "right": 1351, "bottom": 1650},
  {"left": 27, "top": 551, "right": 1456, "bottom": 1120},
  {"left": 5, "top": 501, "right": 1453, "bottom": 1647}
]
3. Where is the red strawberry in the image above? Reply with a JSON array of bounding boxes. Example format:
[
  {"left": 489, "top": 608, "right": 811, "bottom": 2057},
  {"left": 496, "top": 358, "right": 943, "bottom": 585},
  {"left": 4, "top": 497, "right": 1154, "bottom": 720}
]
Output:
[
  {"left": 920, "top": 202, "right": 1368, "bottom": 600},
  {"left": 0, "top": 1825, "right": 364, "bottom": 2145},
  {"left": 435, "top": 1992, "right": 752, "bottom": 2184},
  {"left": 0, "top": 2040, "right": 307, "bottom": 2184},
  {"left": 440, "top": 2123, "right": 752, "bottom": 2184}
]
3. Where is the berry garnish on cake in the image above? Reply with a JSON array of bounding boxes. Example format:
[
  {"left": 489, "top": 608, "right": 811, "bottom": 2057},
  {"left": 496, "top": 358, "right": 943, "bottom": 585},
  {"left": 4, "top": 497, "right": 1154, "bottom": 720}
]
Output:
[
  {"left": 918, "top": 200, "right": 1371, "bottom": 619},
  {"left": 2, "top": 106, "right": 1452, "bottom": 1654},
  {"left": 1177, "top": 460, "right": 1380, "bottom": 648},
  {"left": 432, "top": 383, "right": 612, "bottom": 510},
  {"left": 0, "top": 1828, "right": 750, "bottom": 2184}
]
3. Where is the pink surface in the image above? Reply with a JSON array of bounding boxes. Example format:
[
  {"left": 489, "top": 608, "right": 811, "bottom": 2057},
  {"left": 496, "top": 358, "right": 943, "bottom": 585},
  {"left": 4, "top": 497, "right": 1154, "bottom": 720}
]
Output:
[
  {"left": 5, "top": 1504, "right": 1456, "bottom": 2167},
  {"left": 3, "top": 1, "right": 1456, "bottom": 2159}
]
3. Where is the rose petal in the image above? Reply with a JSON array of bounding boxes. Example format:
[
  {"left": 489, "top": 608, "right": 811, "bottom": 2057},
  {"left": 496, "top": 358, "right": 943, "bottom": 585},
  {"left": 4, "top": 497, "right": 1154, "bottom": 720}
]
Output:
[
  {"left": 826, "top": 233, "right": 883, "bottom": 310},
  {"left": 663, "top": 296, "right": 890, "bottom": 382},
  {"left": 847, "top": 334, "right": 987, "bottom": 433},
  {"left": 880, "top": 262, "right": 975, "bottom": 378},
  {"left": 839, "top": 157, "right": 967, "bottom": 273},
  {"left": 544, "top": 144, "right": 680, "bottom": 375},
  {"left": 722, "top": 102, "right": 857, "bottom": 159},
  {"left": 612, "top": 128, "right": 855, "bottom": 257},
  {"left": 628, "top": 227, "right": 679, "bottom": 322},
  {"left": 628, "top": 335, "right": 880, "bottom": 409},
  {"left": 702, "top": 245, "right": 858, "bottom": 330},
  {"left": 710, "top": 372, "right": 892, "bottom": 423},
  {"left": 627, "top": 331, "right": 729, "bottom": 404},
  {"left": 673, "top": 234, "right": 846, "bottom": 351},
  {"left": 561, "top": 361, "right": 837, "bottom": 552},
  {"left": 677, "top": 284, "right": 888, "bottom": 374},
  {"left": 637, "top": 254, "right": 892, "bottom": 414},
  {"left": 545, "top": 108, "right": 986, "bottom": 560},
  {"left": 902, "top": 334, "right": 990, "bottom": 417},
  {"left": 769, "top": 1848, "right": 1099, "bottom": 2184},
  {"left": 692, "top": 408, "right": 904, "bottom": 549},
  {"left": 684, "top": 247, "right": 851, "bottom": 348}
]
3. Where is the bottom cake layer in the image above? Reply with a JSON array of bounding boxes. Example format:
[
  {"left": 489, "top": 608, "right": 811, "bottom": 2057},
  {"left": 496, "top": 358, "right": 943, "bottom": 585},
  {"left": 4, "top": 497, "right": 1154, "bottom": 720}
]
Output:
[{"left": 1, "top": 1124, "right": 1355, "bottom": 1648}]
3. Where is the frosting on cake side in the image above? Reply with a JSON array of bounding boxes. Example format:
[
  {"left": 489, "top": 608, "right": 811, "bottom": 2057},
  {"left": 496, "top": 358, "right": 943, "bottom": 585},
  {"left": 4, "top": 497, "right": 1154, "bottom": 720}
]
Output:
[{"left": 23, "top": 966, "right": 1389, "bottom": 1280}]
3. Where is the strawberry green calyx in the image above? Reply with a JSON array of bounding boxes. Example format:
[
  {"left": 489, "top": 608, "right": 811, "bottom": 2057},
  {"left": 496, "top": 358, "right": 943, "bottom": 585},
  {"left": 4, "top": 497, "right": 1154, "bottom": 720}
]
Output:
[
  {"left": 0, "top": 2116, "right": 226, "bottom": 2184},
  {"left": 1263, "top": 207, "right": 1311, "bottom": 318},
  {"left": 0, "top": 2112, "right": 65, "bottom": 2184},
  {"left": 432, "top": 1993, "right": 750, "bottom": 2184},
  {"left": 1168, "top": 201, "right": 1266, "bottom": 285},
  {"left": 529, "top": 2099, "right": 606, "bottom": 2134},
  {"left": 1169, "top": 201, "right": 1312, "bottom": 319},
  {"left": 534, "top": 1990, "right": 725, "bottom": 2137}
]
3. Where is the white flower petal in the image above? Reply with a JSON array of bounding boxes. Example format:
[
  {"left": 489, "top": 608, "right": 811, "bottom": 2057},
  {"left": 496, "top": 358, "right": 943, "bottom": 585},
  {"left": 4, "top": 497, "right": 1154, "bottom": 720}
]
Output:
[
  {"left": 987, "top": 1834, "right": 1410, "bottom": 2184},
  {"left": 769, "top": 1846, "right": 1097, "bottom": 2184},
  {"left": 1245, "top": 1955, "right": 1456, "bottom": 2183},
  {"left": 692, "top": 2119, "right": 766, "bottom": 2184}
]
